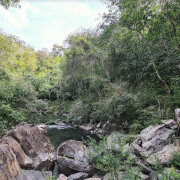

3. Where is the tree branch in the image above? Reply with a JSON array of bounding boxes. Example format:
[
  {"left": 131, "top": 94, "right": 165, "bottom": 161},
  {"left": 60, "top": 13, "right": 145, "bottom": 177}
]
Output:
[{"left": 147, "top": 53, "right": 172, "bottom": 95}]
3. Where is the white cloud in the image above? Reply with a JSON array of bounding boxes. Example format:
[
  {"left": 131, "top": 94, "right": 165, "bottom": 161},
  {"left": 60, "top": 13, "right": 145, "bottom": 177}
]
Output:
[
  {"left": 39, "top": 1, "right": 91, "bottom": 17},
  {"left": 0, "top": 1, "right": 39, "bottom": 29},
  {"left": 41, "top": 27, "right": 65, "bottom": 50},
  {"left": 0, "top": 6, "right": 19, "bottom": 28},
  {"left": 0, "top": 0, "right": 108, "bottom": 51},
  {"left": 52, "top": 20, "right": 63, "bottom": 26},
  {"left": 63, "top": 2, "right": 91, "bottom": 17}
]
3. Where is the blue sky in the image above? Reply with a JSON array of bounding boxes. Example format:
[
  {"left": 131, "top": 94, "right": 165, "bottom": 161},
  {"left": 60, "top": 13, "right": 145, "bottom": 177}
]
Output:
[{"left": 0, "top": 0, "right": 108, "bottom": 51}]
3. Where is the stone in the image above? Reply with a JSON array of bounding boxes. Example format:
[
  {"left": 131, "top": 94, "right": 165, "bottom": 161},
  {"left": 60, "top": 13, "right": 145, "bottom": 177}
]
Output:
[
  {"left": 132, "top": 142, "right": 145, "bottom": 157},
  {"left": 85, "top": 178, "right": 101, "bottom": 180},
  {"left": 139, "top": 173, "right": 150, "bottom": 180},
  {"left": 162, "top": 119, "right": 177, "bottom": 129},
  {"left": 7, "top": 122, "right": 56, "bottom": 170},
  {"left": 11, "top": 170, "right": 52, "bottom": 180},
  {"left": 132, "top": 125, "right": 173, "bottom": 157},
  {"left": 67, "top": 172, "right": 89, "bottom": 180},
  {"left": 136, "top": 161, "right": 153, "bottom": 174},
  {"left": 96, "top": 122, "right": 101, "bottom": 128},
  {"left": 175, "top": 108, "right": 180, "bottom": 125},
  {"left": 91, "top": 173, "right": 100, "bottom": 178},
  {"left": 85, "top": 173, "right": 100, "bottom": 180},
  {"left": 57, "top": 174, "right": 68, "bottom": 180},
  {"left": 147, "top": 145, "right": 179, "bottom": 165},
  {"left": 123, "top": 143, "right": 131, "bottom": 153},
  {"left": 0, "top": 136, "right": 33, "bottom": 169},
  {"left": 103, "top": 121, "right": 110, "bottom": 128},
  {"left": 57, "top": 140, "right": 95, "bottom": 176},
  {"left": 0, "top": 144, "right": 21, "bottom": 180},
  {"left": 36, "top": 124, "right": 46, "bottom": 132},
  {"left": 171, "top": 125, "right": 178, "bottom": 130},
  {"left": 79, "top": 124, "right": 93, "bottom": 131}
]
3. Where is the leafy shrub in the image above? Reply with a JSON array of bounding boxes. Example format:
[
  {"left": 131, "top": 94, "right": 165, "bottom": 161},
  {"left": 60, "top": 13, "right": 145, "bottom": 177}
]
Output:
[
  {"left": 87, "top": 135, "right": 137, "bottom": 177},
  {"left": 170, "top": 150, "right": 180, "bottom": 170},
  {"left": 159, "top": 168, "right": 180, "bottom": 180}
]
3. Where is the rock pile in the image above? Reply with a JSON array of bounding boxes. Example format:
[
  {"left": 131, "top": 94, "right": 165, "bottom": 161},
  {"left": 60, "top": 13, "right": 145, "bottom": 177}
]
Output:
[
  {"left": 103, "top": 119, "right": 180, "bottom": 180},
  {"left": 57, "top": 140, "right": 95, "bottom": 177},
  {"left": 0, "top": 122, "right": 56, "bottom": 180}
]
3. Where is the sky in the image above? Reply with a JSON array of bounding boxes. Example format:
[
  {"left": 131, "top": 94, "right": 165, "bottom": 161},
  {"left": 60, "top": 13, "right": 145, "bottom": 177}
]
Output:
[{"left": 0, "top": 0, "right": 108, "bottom": 51}]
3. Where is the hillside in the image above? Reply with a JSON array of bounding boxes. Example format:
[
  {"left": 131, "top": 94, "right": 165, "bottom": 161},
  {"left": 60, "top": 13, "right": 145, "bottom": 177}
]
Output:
[{"left": 0, "top": 0, "right": 180, "bottom": 135}]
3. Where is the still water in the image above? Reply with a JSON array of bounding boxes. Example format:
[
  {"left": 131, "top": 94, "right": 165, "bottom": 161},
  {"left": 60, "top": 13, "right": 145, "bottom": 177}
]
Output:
[{"left": 45, "top": 127, "right": 100, "bottom": 150}]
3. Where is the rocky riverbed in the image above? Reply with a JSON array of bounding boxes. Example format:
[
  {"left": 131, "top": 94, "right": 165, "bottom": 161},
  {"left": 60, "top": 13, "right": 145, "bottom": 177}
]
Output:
[{"left": 0, "top": 119, "right": 179, "bottom": 180}]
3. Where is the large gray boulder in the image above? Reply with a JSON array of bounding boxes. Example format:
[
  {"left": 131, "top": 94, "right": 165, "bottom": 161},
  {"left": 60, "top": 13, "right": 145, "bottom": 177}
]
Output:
[
  {"left": 147, "top": 145, "right": 179, "bottom": 165},
  {"left": 57, "top": 140, "right": 95, "bottom": 176},
  {"left": 132, "top": 125, "right": 173, "bottom": 157},
  {"left": 175, "top": 108, "right": 180, "bottom": 125},
  {"left": 162, "top": 119, "right": 177, "bottom": 130},
  {"left": 11, "top": 170, "right": 52, "bottom": 180},
  {"left": 0, "top": 136, "right": 33, "bottom": 169},
  {"left": 57, "top": 174, "right": 68, "bottom": 180},
  {"left": 0, "top": 144, "right": 21, "bottom": 180},
  {"left": 0, "top": 122, "right": 56, "bottom": 180},
  {"left": 68, "top": 172, "right": 89, "bottom": 180},
  {"left": 7, "top": 122, "right": 56, "bottom": 170}
]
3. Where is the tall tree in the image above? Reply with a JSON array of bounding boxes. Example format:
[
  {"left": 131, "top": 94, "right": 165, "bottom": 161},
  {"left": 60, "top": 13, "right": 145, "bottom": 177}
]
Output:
[{"left": 101, "top": 0, "right": 180, "bottom": 94}]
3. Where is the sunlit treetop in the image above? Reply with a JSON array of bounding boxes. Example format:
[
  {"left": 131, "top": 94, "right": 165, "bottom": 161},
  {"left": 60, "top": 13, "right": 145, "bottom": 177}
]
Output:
[{"left": 0, "top": 0, "right": 20, "bottom": 9}]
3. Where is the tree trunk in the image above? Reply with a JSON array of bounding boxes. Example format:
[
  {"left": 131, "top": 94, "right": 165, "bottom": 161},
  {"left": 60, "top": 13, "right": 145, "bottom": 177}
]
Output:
[{"left": 148, "top": 54, "right": 172, "bottom": 95}]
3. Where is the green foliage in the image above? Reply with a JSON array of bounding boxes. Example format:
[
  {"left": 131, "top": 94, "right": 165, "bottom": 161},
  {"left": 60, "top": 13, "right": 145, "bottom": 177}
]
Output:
[
  {"left": 0, "top": 31, "right": 62, "bottom": 134},
  {"left": 159, "top": 168, "right": 180, "bottom": 180},
  {"left": 87, "top": 135, "right": 137, "bottom": 177},
  {"left": 121, "top": 167, "right": 141, "bottom": 180},
  {"left": 170, "top": 150, "right": 180, "bottom": 170},
  {"left": 67, "top": 100, "right": 91, "bottom": 124},
  {"left": 0, "top": 0, "right": 20, "bottom": 9},
  {"left": 48, "top": 176, "right": 56, "bottom": 180}
]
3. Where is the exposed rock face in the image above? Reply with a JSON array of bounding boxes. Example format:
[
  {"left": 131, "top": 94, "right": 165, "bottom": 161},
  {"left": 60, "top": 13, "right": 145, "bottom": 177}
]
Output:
[
  {"left": 85, "top": 178, "right": 101, "bottom": 180},
  {"left": 7, "top": 122, "right": 56, "bottom": 170},
  {"left": 57, "top": 140, "right": 95, "bottom": 176},
  {"left": 11, "top": 170, "right": 52, "bottom": 180},
  {"left": 68, "top": 172, "right": 89, "bottom": 180},
  {"left": 147, "top": 145, "right": 179, "bottom": 165},
  {"left": 162, "top": 119, "right": 177, "bottom": 130},
  {"left": 0, "top": 136, "right": 33, "bottom": 169},
  {"left": 175, "top": 108, "right": 180, "bottom": 125},
  {"left": 57, "top": 174, "right": 68, "bottom": 180},
  {"left": 36, "top": 124, "right": 47, "bottom": 133},
  {"left": 0, "top": 144, "right": 21, "bottom": 180},
  {"left": 132, "top": 125, "right": 173, "bottom": 157}
]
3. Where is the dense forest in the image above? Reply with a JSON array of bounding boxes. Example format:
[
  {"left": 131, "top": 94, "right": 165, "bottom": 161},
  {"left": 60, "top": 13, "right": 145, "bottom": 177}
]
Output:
[{"left": 0, "top": 0, "right": 180, "bottom": 136}]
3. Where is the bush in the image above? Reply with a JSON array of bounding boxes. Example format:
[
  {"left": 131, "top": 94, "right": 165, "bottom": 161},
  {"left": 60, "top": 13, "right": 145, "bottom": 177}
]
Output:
[
  {"left": 159, "top": 168, "right": 180, "bottom": 180},
  {"left": 87, "top": 135, "right": 137, "bottom": 177},
  {"left": 170, "top": 150, "right": 180, "bottom": 170}
]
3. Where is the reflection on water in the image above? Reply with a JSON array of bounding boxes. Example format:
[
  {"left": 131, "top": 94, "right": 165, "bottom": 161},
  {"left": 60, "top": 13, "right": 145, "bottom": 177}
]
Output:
[{"left": 44, "top": 127, "right": 100, "bottom": 150}]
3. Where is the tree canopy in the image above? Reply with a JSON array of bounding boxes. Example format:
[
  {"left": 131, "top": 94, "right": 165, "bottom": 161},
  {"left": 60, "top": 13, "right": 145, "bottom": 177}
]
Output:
[
  {"left": 0, "top": 0, "right": 180, "bottom": 135},
  {"left": 0, "top": 0, "right": 20, "bottom": 9}
]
